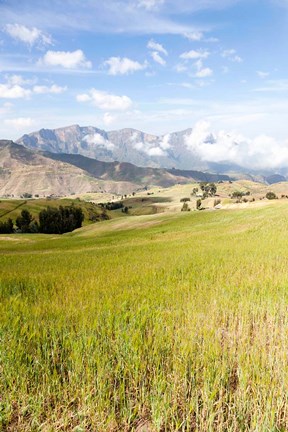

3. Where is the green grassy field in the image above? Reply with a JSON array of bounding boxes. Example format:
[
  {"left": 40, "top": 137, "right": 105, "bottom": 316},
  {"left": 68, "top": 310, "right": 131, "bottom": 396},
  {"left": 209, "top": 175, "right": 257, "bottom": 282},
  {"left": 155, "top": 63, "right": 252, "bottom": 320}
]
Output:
[{"left": 1, "top": 202, "right": 288, "bottom": 431}]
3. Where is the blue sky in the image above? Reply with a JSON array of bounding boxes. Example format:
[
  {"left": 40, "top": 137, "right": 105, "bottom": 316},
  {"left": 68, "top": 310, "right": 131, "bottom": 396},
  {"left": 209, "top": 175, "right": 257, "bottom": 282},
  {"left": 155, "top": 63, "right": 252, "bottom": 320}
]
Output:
[{"left": 1, "top": 0, "right": 288, "bottom": 148}]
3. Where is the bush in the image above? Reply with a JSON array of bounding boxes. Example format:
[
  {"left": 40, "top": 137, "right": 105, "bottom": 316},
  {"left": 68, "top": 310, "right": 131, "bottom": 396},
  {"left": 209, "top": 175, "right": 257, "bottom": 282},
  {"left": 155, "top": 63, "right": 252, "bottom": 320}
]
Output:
[
  {"left": 196, "top": 199, "right": 202, "bottom": 210},
  {"left": 231, "top": 191, "right": 245, "bottom": 199},
  {"left": 266, "top": 192, "right": 277, "bottom": 200},
  {"left": 214, "top": 199, "right": 221, "bottom": 207}
]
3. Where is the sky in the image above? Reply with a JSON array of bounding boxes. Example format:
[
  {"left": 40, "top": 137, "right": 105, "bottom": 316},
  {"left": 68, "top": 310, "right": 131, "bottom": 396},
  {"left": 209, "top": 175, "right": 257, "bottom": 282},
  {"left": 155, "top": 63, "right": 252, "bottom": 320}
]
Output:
[{"left": 1, "top": 0, "right": 288, "bottom": 168}]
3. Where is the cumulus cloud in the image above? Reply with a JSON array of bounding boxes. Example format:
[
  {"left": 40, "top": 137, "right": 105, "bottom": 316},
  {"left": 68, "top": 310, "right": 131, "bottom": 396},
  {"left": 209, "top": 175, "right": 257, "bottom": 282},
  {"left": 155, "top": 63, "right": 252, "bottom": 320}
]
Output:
[
  {"left": 83, "top": 133, "right": 115, "bottom": 149},
  {"left": 104, "top": 57, "right": 147, "bottom": 75},
  {"left": 150, "top": 51, "right": 166, "bottom": 66},
  {"left": 33, "top": 84, "right": 67, "bottom": 94},
  {"left": 0, "top": 83, "right": 31, "bottom": 99},
  {"left": 222, "top": 49, "right": 243, "bottom": 63},
  {"left": 180, "top": 49, "right": 210, "bottom": 60},
  {"left": 4, "top": 117, "right": 34, "bottom": 129},
  {"left": 185, "top": 120, "right": 288, "bottom": 170},
  {"left": 194, "top": 59, "right": 213, "bottom": 78},
  {"left": 38, "top": 50, "right": 92, "bottom": 69},
  {"left": 77, "top": 89, "right": 133, "bottom": 111},
  {"left": 4, "top": 23, "right": 52, "bottom": 47},
  {"left": 147, "top": 39, "right": 168, "bottom": 55}
]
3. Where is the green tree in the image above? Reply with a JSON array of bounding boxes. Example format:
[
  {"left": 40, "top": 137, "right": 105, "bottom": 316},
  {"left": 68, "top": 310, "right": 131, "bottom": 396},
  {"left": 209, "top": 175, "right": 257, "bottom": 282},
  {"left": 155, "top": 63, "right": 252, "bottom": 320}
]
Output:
[
  {"left": 16, "top": 209, "right": 33, "bottom": 233},
  {"left": 0, "top": 218, "right": 14, "bottom": 234}
]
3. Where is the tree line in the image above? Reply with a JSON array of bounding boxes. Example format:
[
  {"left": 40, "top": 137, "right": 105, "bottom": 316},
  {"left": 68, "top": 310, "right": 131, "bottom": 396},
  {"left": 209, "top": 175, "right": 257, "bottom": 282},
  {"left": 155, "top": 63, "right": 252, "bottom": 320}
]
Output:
[{"left": 0, "top": 205, "right": 84, "bottom": 234}]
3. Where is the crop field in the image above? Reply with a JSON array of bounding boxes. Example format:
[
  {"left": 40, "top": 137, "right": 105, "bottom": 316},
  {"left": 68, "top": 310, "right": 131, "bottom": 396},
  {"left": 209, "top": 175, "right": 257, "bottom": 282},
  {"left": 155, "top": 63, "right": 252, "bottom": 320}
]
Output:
[{"left": 1, "top": 202, "right": 288, "bottom": 431}]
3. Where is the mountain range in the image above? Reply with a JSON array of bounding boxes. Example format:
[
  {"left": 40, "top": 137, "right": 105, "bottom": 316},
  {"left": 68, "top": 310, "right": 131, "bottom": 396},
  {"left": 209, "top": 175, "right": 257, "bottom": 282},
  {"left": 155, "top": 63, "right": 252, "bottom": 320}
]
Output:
[
  {"left": 17, "top": 124, "right": 206, "bottom": 171},
  {"left": 17, "top": 125, "right": 288, "bottom": 184}
]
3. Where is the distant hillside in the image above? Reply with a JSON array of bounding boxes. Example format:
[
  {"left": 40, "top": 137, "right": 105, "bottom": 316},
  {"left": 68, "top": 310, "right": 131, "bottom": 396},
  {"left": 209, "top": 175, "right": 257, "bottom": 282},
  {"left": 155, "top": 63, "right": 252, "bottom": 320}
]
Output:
[
  {"left": 0, "top": 140, "right": 139, "bottom": 197},
  {"left": 0, "top": 140, "right": 230, "bottom": 198},
  {"left": 44, "top": 151, "right": 230, "bottom": 186}
]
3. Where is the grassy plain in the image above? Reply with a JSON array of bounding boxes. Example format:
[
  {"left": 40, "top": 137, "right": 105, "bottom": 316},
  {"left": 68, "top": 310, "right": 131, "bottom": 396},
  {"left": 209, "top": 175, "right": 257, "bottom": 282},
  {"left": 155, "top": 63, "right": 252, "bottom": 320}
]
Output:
[{"left": 1, "top": 200, "right": 288, "bottom": 431}]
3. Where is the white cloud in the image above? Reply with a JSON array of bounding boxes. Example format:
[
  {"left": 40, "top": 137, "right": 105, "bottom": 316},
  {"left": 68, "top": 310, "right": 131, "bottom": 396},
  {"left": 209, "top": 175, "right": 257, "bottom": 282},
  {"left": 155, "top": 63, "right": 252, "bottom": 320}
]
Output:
[
  {"left": 38, "top": 50, "right": 92, "bottom": 69},
  {"left": 104, "top": 57, "right": 147, "bottom": 75},
  {"left": 4, "top": 117, "right": 34, "bottom": 129},
  {"left": 175, "top": 64, "right": 188, "bottom": 73},
  {"left": 193, "top": 59, "right": 213, "bottom": 78},
  {"left": 146, "top": 146, "right": 166, "bottom": 156},
  {"left": 33, "top": 84, "right": 67, "bottom": 94},
  {"left": 180, "top": 49, "right": 210, "bottom": 60},
  {"left": 134, "top": 141, "right": 145, "bottom": 151},
  {"left": 0, "top": 83, "right": 31, "bottom": 99},
  {"left": 103, "top": 112, "right": 116, "bottom": 126},
  {"left": 184, "top": 31, "right": 203, "bottom": 41},
  {"left": 184, "top": 120, "right": 288, "bottom": 170},
  {"left": 77, "top": 89, "right": 133, "bottom": 111},
  {"left": 5, "top": 74, "right": 34, "bottom": 86},
  {"left": 222, "top": 49, "right": 243, "bottom": 63},
  {"left": 195, "top": 67, "right": 213, "bottom": 78},
  {"left": 151, "top": 51, "right": 166, "bottom": 66},
  {"left": 257, "top": 71, "right": 270, "bottom": 79},
  {"left": 83, "top": 133, "right": 115, "bottom": 149},
  {"left": 137, "top": 0, "right": 165, "bottom": 10},
  {"left": 147, "top": 39, "right": 168, "bottom": 55},
  {"left": 4, "top": 24, "right": 52, "bottom": 47},
  {"left": 159, "top": 133, "right": 171, "bottom": 149}
]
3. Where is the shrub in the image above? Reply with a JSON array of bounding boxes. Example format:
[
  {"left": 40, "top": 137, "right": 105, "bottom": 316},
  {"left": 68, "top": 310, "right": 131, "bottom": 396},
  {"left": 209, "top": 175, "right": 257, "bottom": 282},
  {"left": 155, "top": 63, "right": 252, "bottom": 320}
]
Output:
[
  {"left": 232, "top": 191, "right": 245, "bottom": 199},
  {"left": 196, "top": 199, "right": 202, "bottom": 210},
  {"left": 266, "top": 192, "right": 277, "bottom": 200}
]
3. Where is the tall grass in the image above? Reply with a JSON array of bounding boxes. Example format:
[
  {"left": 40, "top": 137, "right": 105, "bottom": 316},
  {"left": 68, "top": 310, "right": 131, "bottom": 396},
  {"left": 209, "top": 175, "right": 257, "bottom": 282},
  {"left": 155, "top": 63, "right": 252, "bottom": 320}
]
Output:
[{"left": 1, "top": 204, "right": 288, "bottom": 431}]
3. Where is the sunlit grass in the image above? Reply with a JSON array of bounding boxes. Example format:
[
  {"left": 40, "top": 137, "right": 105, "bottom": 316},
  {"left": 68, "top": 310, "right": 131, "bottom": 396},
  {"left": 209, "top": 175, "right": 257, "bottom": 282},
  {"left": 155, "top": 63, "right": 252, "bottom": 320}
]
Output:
[{"left": 1, "top": 203, "right": 288, "bottom": 430}]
